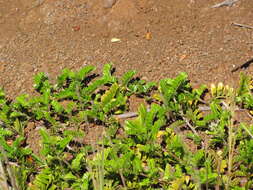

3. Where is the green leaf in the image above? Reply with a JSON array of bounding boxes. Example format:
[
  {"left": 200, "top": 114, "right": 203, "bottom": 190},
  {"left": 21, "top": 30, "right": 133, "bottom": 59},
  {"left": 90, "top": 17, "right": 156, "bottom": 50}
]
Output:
[
  {"left": 169, "top": 120, "right": 185, "bottom": 129},
  {"left": 51, "top": 100, "right": 64, "bottom": 113},
  {"left": 145, "top": 104, "right": 162, "bottom": 129},
  {"left": 63, "top": 172, "right": 77, "bottom": 181},
  {"left": 43, "top": 111, "right": 56, "bottom": 125},
  {"left": 64, "top": 101, "right": 77, "bottom": 114},
  {"left": 41, "top": 90, "right": 51, "bottom": 105},
  {"left": 151, "top": 117, "right": 165, "bottom": 141},
  {"left": 0, "top": 104, "right": 11, "bottom": 124},
  {"left": 33, "top": 72, "right": 49, "bottom": 91},
  {"left": 101, "top": 83, "right": 119, "bottom": 106},
  {"left": 163, "top": 163, "right": 173, "bottom": 180},
  {"left": 10, "top": 111, "right": 27, "bottom": 118},
  {"left": 55, "top": 88, "right": 78, "bottom": 100},
  {"left": 125, "top": 104, "right": 165, "bottom": 144},
  {"left": 103, "top": 93, "right": 127, "bottom": 114},
  {"left": 159, "top": 72, "right": 188, "bottom": 104},
  {"left": 13, "top": 94, "right": 30, "bottom": 109},
  {"left": 132, "top": 156, "right": 142, "bottom": 174},
  {"left": 76, "top": 65, "right": 95, "bottom": 81},
  {"left": 210, "top": 101, "right": 222, "bottom": 117},
  {"left": 39, "top": 128, "right": 51, "bottom": 155},
  {"left": 102, "top": 63, "right": 116, "bottom": 83},
  {"left": 193, "top": 84, "right": 207, "bottom": 97},
  {"left": 82, "top": 78, "right": 107, "bottom": 96},
  {"left": 120, "top": 70, "right": 136, "bottom": 86},
  {"left": 0, "top": 87, "right": 5, "bottom": 99},
  {"left": 143, "top": 81, "right": 156, "bottom": 93},
  {"left": 33, "top": 167, "right": 53, "bottom": 189},
  {"left": 237, "top": 73, "right": 251, "bottom": 97},
  {"left": 0, "top": 136, "right": 13, "bottom": 153},
  {"left": 13, "top": 118, "right": 23, "bottom": 135},
  {"left": 147, "top": 158, "right": 159, "bottom": 177},
  {"left": 71, "top": 153, "right": 85, "bottom": 171},
  {"left": 125, "top": 117, "right": 145, "bottom": 139},
  {"left": 57, "top": 68, "right": 75, "bottom": 88},
  {"left": 139, "top": 104, "right": 147, "bottom": 124},
  {"left": 0, "top": 128, "right": 13, "bottom": 137},
  {"left": 57, "top": 135, "right": 72, "bottom": 153}
]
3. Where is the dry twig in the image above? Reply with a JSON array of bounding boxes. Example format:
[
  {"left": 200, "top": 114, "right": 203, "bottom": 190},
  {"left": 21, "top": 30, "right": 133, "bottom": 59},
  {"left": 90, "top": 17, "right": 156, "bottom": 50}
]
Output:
[
  {"left": 0, "top": 158, "right": 9, "bottom": 190},
  {"left": 231, "top": 22, "right": 253, "bottom": 30},
  {"left": 211, "top": 0, "right": 239, "bottom": 8}
]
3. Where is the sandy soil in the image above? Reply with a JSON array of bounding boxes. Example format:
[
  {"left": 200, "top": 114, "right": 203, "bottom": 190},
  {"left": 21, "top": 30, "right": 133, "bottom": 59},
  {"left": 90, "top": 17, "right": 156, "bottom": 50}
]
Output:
[{"left": 0, "top": 0, "right": 253, "bottom": 98}]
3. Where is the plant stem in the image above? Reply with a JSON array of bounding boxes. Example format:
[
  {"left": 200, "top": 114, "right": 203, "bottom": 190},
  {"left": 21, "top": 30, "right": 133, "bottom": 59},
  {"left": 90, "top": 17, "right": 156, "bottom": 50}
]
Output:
[
  {"left": 223, "top": 101, "right": 236, "bottom": 190},
  {"left": 119, "top": 169, "right": 126, "bottom": 188},
  {"left": 0, "top": 157, "right": 9, "bottom": 190},
  {"left": 0, "top": 144, "right": 19, "bottom": 190}
]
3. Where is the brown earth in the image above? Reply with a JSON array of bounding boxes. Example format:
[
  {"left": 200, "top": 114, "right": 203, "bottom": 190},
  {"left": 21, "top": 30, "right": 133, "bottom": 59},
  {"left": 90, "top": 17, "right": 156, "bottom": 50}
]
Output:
[
  {"left": 0, "top": 0, "right": 253, "bottom": 150},
  {"left": 1, "top": 0, "right": 253, "bottom": 98}
]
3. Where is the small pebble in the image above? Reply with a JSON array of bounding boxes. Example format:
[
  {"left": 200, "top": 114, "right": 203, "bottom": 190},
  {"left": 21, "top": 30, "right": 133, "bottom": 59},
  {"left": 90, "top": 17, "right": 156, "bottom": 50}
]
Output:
[{"left": 103, "top": 0, "right": 117, "bottom": 8}]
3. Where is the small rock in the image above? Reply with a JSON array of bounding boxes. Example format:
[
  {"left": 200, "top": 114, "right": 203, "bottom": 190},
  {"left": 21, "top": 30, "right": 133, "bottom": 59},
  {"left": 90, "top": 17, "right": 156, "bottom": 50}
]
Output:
[
  {"left": 111, "top": 37, "right": 121, "bottom": 43},
  {"left": 0, "top": 63, "right": 6, "bottom": 72},
  {"left": 103, "top": 0, "right": 117, "bottom": 8}
]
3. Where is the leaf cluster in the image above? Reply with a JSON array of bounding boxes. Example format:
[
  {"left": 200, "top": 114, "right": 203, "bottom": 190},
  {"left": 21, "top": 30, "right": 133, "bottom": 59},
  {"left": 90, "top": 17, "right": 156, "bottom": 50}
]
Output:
[{"left": 0, "top": 64, "right": 252, "bottom": 189}]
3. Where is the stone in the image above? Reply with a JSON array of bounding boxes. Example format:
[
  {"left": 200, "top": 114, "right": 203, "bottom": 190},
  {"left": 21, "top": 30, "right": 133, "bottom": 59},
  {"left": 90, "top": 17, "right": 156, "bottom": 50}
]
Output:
[{"left": 103, "top": 0, "right": 117, "bottom": 8}]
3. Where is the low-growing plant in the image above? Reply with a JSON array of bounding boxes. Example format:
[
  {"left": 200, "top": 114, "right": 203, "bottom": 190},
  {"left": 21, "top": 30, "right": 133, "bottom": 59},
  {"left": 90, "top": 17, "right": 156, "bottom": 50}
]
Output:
[{"left": 0, "top": 64, "right": 252, "bottom": 189}]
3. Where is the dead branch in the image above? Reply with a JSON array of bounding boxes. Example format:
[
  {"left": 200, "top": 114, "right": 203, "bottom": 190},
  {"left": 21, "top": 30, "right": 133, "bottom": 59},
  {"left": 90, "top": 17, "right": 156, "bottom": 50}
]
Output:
[
  {"left": 211, "top": 0, "right": 239, "bottom": 8},
  {"left": 232, "top": 22, "right": 253, "bottom": 30}
]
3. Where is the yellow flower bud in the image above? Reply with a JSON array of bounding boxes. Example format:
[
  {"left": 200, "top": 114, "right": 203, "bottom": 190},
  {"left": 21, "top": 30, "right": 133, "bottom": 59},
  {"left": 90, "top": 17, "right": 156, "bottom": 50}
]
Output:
[
  {"left": 217, "top": 82, "right": 224, "bottom": 94},
  {"left": 217, "top": 150, "right": 223, "bottom": 156},
  {"left": 210, "top": 83, "right": 216, "bottom": 96}
]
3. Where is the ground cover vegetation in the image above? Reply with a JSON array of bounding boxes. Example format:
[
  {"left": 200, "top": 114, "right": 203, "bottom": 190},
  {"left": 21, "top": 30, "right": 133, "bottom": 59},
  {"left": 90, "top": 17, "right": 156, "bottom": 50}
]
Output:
[{"left": 0, "top": 64, "right": 253, "bottom": 190}]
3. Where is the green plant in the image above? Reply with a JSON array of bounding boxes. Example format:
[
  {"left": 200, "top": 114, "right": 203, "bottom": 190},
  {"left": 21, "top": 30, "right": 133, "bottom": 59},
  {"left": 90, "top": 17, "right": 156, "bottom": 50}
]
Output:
[{"left": 0, "top": 64, "right": 252, "bottom": 189}]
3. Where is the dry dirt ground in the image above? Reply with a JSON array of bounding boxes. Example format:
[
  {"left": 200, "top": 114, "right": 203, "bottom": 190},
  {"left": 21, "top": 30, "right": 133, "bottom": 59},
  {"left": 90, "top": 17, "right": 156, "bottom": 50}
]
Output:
[{"left": 0, "top": 0, "right": 253, "bottom": 98}]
